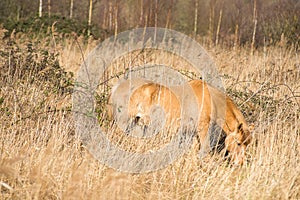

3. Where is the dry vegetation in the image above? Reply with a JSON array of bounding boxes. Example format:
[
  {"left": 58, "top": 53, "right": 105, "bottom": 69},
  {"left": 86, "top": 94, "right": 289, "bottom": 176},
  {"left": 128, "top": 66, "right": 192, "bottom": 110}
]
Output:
[{"left": 0, "top": 28, "right": 299, "bottom": 200}]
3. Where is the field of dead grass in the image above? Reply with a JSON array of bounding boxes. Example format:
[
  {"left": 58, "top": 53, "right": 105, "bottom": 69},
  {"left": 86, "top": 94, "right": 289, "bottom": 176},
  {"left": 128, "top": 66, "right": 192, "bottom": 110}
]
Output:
[{"left": 0, "top": 31, "right": 299, "bottom": 199}]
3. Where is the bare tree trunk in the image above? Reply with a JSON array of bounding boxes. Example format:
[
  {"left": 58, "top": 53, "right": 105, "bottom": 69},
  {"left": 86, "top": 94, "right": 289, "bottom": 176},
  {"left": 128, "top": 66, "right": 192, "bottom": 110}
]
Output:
[
  {"left": 109, "top": 2, "right": 113, "bottom": 31},
  {"left": 251, "top": 0, "right": 257, "bottom": 55},
  {"left": 70, "top": 0, "right": 74, "bottom": 19},
  {"left": 149, "top": 0, "right": 153, "bottom": 26},
  {"left": 39, "top": 0, "right": 43, "bottom": 17},
  {"left": 233, "top": 2, "right": 242, "bottom": 49},
  {"left": 139, "top": 0, "right": 144, "bottom": 26},
  {"left": 145, "top": 15, "right": 148, "bottom": 29},
  {"left": 154, "top": 0, "right": 158, "bottom": 28},
  {"left": 166, "top": 0, "right": 174, "bottom": 29},
  {"left": 17, "top": 5, "right": 21, "bottom": 21},
  {"left": 154, "top": 0, "right": 158, "bottom": 42},
  {"left": 88, "top": 0, "right": 93, "bottom": 36},
  {"left": 165, "top": 6, "right": 171, "bottom": 29},
  {"left": 234, "top": 24, "right": 239, "bottom": 49},
  {"left": 48, "top": 0, "right": 51, "bottom": 17},
  {"left": 114, "top": 3, "right": 118, "bottom": 39},
  {"left": 102, "top": 3, "right": 107, "bottom": 29},
  {"left": 209, "top": 0, "right": 215, "bottom": 46},
  {"left": 216, "top": 2, "right": 223, "bottom": 45},
  {"left": 193, "top": 0, "right": 198, "bottom": 38}
]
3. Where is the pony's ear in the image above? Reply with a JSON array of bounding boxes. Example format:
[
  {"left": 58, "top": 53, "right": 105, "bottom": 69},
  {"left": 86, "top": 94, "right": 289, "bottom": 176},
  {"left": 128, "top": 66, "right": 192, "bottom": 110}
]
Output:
[
  {"left": 248, "top": 123, "right": 255, "bottom": 132},
  {"left": 237, "top": 123, "right": 243, "bottom": 131}
]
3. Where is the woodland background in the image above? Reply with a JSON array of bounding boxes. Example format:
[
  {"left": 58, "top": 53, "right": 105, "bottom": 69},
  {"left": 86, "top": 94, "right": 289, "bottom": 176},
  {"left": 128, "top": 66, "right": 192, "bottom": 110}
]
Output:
[{"left": 1, "top": 0, "right": 299, "bottom": 48}]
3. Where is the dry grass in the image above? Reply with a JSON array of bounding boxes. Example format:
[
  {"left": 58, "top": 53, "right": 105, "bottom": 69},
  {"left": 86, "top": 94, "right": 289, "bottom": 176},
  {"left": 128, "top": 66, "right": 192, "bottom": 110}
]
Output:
[{"left": 0, "top": 32, "right": 299, "bottom": 199}]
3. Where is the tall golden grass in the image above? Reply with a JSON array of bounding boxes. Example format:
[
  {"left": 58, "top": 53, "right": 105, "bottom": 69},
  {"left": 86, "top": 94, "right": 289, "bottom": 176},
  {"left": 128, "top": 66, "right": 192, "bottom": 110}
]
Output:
[{"left": 0, "top": 31, "right": 299, "bottom": 199}]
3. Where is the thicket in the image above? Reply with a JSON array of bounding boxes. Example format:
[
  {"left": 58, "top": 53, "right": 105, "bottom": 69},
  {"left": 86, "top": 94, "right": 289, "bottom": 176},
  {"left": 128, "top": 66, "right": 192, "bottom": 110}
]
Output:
[
  {"left": 0, "top": 36, "right": 74, "bottom": 96},
  {"left": 2, "top": 15, "right": 108, "bottom": 39}
]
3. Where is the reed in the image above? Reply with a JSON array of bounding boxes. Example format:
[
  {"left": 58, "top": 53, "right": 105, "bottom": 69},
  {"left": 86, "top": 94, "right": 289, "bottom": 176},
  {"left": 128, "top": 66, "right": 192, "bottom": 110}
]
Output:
[{"left": 0, "top": 32, "right": 299, "bottom": 199}]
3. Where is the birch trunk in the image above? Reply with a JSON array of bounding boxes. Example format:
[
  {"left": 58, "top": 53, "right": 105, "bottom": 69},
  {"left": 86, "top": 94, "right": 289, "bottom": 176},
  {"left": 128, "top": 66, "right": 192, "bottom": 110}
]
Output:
[
  {"left": 154, "top": 0, "right": 158, "bottom": 42},
  {"left": 48, "top": 0, "right": 51, "bottom": 17},
  {"left": 251, "top": 0, "right": 257, "bottom": 54},
  {"left": 165, "top": 0, "right": 173, "bottom": 29},
  {"left": 109, "top": 2, "right": 112, "bottom": 31},
  {"left": 216, "top": 7, "right": 223, "bottom": 45},
  {"left": 114, "top": 3, "right": 118, "bottom": 38},
  {"left": 234, "top": 24, "right": 239, "bottom": 49},
  {"left": 70, "top": 0, "right": 74, "bottom": 19},
  {"left": 88, "top": 0, "right": 93, "bottom": 36},
  {"left": 39, "top": 0, "right": 43, "bottom": 17},
  {"left": 209, "top": 0, "right": 215, "bottom": 46},
  {"left": 193, "top": 0, "right": 198, "bottom": 38},
  {"left": 139, "top": 0, "right": 144, "bottom": 26}
]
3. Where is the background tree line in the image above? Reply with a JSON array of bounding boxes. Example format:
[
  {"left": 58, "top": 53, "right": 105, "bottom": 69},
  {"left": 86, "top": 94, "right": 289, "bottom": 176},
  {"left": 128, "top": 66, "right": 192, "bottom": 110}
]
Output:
[{"left": 0, "top": 0, "right": 299, "bottom": 48}]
